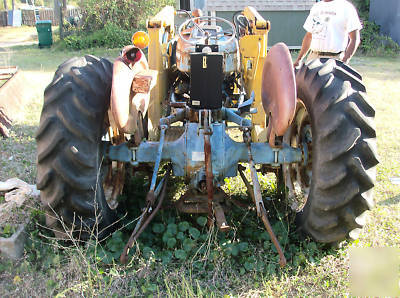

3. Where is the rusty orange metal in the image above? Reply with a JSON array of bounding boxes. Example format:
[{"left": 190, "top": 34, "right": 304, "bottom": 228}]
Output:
[
  {"left": 261, "top": 43, "right": 296, "bottom": 143},
  {"left": 103, "top": 127, "right": 126, "bottom": 210},
  {"left": 203, "top": 111, "right": 214, "bottom": 229},
  {"left": 110, "top": 46, "right": 150, "bottom": 134},
  {"left": 0, "top": 67, "right": 30, "bottom": 137}
]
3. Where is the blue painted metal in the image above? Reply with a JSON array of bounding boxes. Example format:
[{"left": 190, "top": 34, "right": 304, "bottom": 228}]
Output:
[
  {"left": 149, "top": 125, "right": 167, "bottom": 191},
  {"left": 105, "top": 121, "right": 303, "bottom": 185},
  {"left": 103, "top": 141, "right": 136, "bottom": 165},
  {"left": 221, "top": 107, "right": 251, "bottom": 127}
]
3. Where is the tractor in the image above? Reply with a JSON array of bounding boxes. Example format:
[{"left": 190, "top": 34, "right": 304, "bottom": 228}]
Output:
[{"left": 36, "top": 6, "right": 378, "bottom": 265}]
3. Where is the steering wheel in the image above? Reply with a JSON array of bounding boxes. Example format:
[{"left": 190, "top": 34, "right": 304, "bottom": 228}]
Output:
[{"left": 178, "top": 16, "right": 236, "bottom": 45}]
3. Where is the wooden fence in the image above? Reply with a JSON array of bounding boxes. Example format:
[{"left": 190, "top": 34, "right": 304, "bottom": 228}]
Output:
[{"left": 0, "top": 8, "right": 81, "bottom": 26}]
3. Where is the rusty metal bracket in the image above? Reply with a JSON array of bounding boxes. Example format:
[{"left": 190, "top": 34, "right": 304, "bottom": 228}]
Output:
[
  {"left": 174, "top": 187, "right": 228, "bottom": 213},
  {"left": 120, "top": 168, "right": 170, "bottom": 264},
  {"left": 259, "top": 201, "right": 287, "bottom": 267},
  {"left": 120, "top": 123, "right": 169, "bottom": 264},
  {"left": 214, "top": 202, "right": 230, "bottom": 232},
  {"left": 242, "top": 129, "right": 287, "bottom": 267},
  {"left": 203, "top": 110, "right": 214, "bottom": 228}
]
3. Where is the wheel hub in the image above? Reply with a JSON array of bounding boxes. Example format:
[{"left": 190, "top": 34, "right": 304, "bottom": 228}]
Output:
[{"left": 284, "top": 105, "right": 312, "bottom": 211}]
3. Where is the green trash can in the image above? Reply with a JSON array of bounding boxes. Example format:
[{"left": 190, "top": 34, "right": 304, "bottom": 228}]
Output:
[{"left": 36, "top": 20, "right": 53, "bottom": 48}]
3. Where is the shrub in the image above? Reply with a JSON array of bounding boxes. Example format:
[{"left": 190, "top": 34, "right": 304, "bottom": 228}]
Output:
[
  {"left": 359, "top": 20, "right": 400, "bottom": 55},
  {"left": 80, "top": 0, "right": 175, "bottom": 32},
  {"left": 63, "top": 22, "right": 132, "bottom": 50},
  {"left": 351, "top": 0, "right": 400, "bottom": 55},
  {"left": 61, "top": 0, "right": 175, "bottom": 50}
]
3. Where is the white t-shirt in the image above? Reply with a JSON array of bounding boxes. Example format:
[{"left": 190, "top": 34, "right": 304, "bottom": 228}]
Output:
[{"left": 304, "top": 0, "right": 362, "bottom": 53}]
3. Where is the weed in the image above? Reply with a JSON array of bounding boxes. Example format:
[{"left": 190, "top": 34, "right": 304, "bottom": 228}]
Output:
[{"left": 0, "top": 224, "right": 16, "bottom": 238}]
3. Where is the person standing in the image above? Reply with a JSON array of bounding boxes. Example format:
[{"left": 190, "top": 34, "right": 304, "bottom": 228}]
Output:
[{"left": 294, "top": 0, "right": 362, "bottom": 67}]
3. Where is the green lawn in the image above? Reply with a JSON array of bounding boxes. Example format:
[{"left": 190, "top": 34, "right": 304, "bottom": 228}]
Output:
[{"left": 0, "top": 43, "right": 399, "bottom": 296}]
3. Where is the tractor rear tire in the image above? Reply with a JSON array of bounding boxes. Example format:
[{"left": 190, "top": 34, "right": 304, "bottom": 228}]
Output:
[
  {"left": 36, "top": 55, "right": 117, "bottom": 240},
  {"left": 285, "top": 59, "right": 378, "bottom": 243}
]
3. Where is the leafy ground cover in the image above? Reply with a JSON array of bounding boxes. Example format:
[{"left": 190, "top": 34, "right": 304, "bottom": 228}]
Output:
[{"left": 0, "top": 41, "right": 399, "bottom": 296}]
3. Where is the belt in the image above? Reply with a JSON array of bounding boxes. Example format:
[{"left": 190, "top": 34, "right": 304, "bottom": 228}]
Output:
[{"left": 312, "top": 50, "right": 343, "bottom": 56}]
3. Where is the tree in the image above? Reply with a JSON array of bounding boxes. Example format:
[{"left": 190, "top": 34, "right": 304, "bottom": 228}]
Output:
[
  {"left": 3, "top": 0, "right": 8, "bottom": 10},
  {"left": 54, "top": 0, "right": 59, "bottom": 18}
]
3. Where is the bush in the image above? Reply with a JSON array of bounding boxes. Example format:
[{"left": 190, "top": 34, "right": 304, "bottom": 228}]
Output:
[
  {"left": 359, "top": 20, "right": 400, "bottom": 55},
  {"left": 63, "top": 23, "right": 132, "bottom": 50},
  {"left": 60, "top": 0, "right": 175, "bottom": 50},
  {"left": 351, "top": 0, "right": 370, "bottom": 19},
  {"left": 80, "top": 0, "right": 175, "bottom": 32},
  {"left": 359, "top": 20, "right": 380, "bottom": 53},
  {"left": 351, "top": 0, "right": 400, "bottom": 55}
]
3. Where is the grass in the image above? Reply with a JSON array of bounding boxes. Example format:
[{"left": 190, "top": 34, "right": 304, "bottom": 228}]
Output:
[
  {"left": 0, "top": 40, "right": 399, "bottom": 296},
  {"left": 0, "top": 26, "right": 38, "bottom": 44}
]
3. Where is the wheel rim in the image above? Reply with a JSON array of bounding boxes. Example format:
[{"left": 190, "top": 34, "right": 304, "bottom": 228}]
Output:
[{"left": 284, "top": 102, "right": 312, "bottom": 211}]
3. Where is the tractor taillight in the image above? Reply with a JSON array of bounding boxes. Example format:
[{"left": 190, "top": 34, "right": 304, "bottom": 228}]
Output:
[{"left": 132, "top": 31, "right": 150, "bottom": 49}]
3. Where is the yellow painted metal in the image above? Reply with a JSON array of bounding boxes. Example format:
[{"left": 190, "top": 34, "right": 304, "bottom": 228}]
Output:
[
  {"left": 147, "top": 6, "right": 174, "bottom": 140},
  {"left": 147, "top": 6, "right": 175, "bottom": 29},
  {"left": 239, "top": 7, "right": 270, "bottom": 142},
  {"left": 242, "top": 6, "right": 270, "bottom": 35}
]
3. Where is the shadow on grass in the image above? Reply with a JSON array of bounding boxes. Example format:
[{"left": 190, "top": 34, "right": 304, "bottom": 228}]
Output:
[{"left": 377, "top": 195, "right": 400, "bottom": 206}]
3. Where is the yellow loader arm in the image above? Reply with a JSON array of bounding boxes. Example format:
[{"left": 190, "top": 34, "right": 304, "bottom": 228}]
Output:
[
  {"left": 239, "top": 7, "right": 271, "bottom": 142},
  {"left": 147, "top": 6, "right": 175, "bottom": 140}
]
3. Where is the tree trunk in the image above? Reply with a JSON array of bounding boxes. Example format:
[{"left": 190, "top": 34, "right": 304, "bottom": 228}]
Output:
[
  {"left": 54, "top": 0, "right": 59, "bottom": 19},
  {"left": 11, "top": 0, "right": 14, "bottom": 10},
  {"left": 3, "top": 0, "right": 8, "bottom": 10},
  {"left": 62, "top": 0, "right": 67, "bottom": 17}
]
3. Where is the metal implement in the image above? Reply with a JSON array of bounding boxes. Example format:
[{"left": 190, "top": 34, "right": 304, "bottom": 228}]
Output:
[
  {"left": 259, "top": 203, "right": 287, "bottom": 267},
  {"left": 120, "top": 122, "right": 168, "bottom": 264},
  {"left": 105, "top": 121, "right": 303, "bottom": 180},
  {"left": 0, "top": 66, "right": 30, "bottom": 138},
  {"left": 120, "top": 168, "right": 170, "bottom": 264},
  {"left": 243, "top": 129, "right": 287, "bottom": 267},
  {"left": 203, "top": 111, "right": 215, "bottom": 228}
]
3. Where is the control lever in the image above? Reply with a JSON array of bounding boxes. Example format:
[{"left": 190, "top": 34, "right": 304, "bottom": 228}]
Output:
[{"left": 238, "top": 91, "right": 255, "bottom": 114}]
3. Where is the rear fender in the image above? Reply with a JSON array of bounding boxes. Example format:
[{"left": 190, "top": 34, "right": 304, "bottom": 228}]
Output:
[
  {"left": 261, "top": 43, "right": 296, "bottom": 146},
  {"left": 110, "top": 46, "right": 150, "bottom": 134}
]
